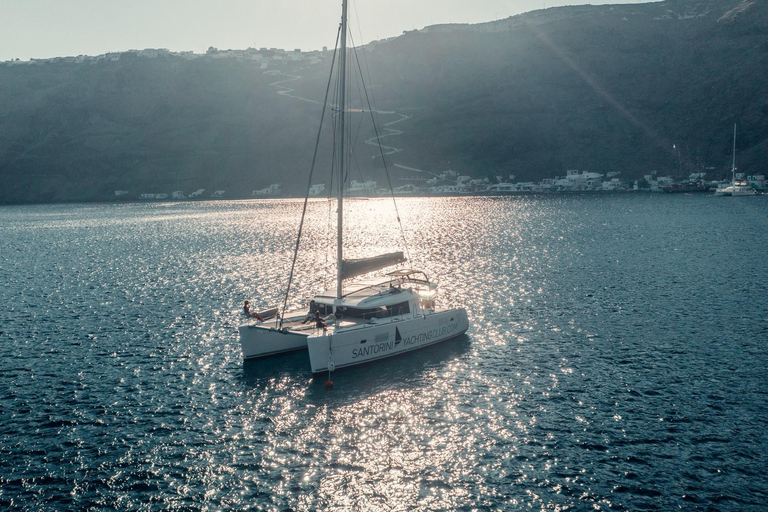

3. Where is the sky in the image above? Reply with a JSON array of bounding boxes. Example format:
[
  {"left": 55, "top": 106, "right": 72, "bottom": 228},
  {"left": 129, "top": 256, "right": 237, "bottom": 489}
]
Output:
[{"left": 1, "top": 0, "right": 652, "bottom": 62}]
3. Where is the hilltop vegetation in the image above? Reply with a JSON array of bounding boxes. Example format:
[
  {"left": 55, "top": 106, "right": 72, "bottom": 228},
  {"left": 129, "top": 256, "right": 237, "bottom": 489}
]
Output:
[{"left": 1, "top": 0, "right": 767, "bottom": 204}]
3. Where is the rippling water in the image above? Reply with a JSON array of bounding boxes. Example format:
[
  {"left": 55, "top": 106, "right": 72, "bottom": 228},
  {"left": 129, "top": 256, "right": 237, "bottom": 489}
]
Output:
[{"left": 1, "top": 195, "right": 767, "bottom": 510}]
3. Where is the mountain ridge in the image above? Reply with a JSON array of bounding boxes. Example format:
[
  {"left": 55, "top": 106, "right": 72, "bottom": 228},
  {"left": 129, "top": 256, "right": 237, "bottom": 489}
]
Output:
[{"left": 1, "top": 0, "right": 766, "bottom": 203}]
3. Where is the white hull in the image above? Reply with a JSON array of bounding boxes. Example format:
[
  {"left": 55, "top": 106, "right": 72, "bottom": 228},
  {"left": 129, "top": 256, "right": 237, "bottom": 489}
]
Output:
[
  {"left": 239, "top": 322, "right": 309, "bottom": 359},
  {"left": 714, "top": 186, "right": 756, "bottom": 196},
  {"left": 715, "top": 127, "right": 756, "bottom": 196},
  {"left": 307, "top": 308, "right": 468, "bottom": 373}
]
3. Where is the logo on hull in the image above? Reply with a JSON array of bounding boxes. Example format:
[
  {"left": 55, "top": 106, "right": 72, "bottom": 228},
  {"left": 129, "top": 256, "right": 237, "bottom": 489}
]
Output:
[{"left": 351, "top": 321, "right": 459, "bottom": 359}]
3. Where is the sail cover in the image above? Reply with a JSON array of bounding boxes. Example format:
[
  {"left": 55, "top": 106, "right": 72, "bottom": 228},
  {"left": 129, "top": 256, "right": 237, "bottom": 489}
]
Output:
[{"left": 341, "top": 252, "right": 406, "bottom": 281}]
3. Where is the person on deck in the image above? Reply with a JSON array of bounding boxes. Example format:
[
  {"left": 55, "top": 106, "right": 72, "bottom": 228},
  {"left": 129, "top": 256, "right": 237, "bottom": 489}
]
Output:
[
  {"left": 302, "top": 300, "right": 317, "bottom": 324},
  {"left": 312, "top": 308, "right": 327, "bottom": 332},
  {"left": 243, "top": 301, "right": 264, "bottom": 321}
]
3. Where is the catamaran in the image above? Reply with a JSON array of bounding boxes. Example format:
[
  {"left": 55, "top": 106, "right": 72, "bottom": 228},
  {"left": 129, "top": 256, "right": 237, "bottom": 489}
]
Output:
[
  {"left": 714, "top": 124, "right": 757, "bottom": 196},
  {"left": 238, "top": 0, "right": 469, "bottom": 373}
]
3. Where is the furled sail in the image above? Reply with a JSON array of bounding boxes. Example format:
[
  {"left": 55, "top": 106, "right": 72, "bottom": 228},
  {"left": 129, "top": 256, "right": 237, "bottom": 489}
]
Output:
[{"left": 340, "top": 252, "right": 406, "bottom": 281}]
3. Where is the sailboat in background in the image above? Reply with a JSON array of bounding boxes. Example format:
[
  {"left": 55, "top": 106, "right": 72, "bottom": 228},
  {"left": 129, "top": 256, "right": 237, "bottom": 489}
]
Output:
[
  {"left": 238, "top": 0, "right": 469, "bottom": 373},
  {"left": 715, "top": 124, "right": 757, "bottom": 196}
]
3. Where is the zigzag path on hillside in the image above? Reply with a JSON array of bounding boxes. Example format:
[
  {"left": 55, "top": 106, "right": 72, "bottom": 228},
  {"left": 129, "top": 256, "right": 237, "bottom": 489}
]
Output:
[{"left": 267, "top": 69, "right": 407, "bottom": 158}]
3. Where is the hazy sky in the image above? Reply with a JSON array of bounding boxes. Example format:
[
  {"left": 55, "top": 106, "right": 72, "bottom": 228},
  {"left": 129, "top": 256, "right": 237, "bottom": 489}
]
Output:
[{"left": 1, "top": 0, "right": 652, "bottom": 61}]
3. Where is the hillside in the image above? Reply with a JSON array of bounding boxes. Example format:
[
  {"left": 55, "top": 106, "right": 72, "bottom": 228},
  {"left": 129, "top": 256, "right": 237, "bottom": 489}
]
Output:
[{"left": 1, "top": 0, "right": 767, "bottom": 203}]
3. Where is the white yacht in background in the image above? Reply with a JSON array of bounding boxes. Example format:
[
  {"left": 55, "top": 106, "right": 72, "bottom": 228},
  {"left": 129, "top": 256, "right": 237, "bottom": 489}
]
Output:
[
  {"left": 715, "top": 124, "right": 757, "bottom": 196},
  {"left": 239, "top": 0, "right": 469, "bottom": 371},
  {"left": 714, "top": 179, "right": 756, "bottom": 196}
]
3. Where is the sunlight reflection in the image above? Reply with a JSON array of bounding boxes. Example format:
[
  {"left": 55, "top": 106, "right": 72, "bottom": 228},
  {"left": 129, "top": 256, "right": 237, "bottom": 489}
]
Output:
[{"left": 5, "top": 196, "right": 766, "bottom": 510}]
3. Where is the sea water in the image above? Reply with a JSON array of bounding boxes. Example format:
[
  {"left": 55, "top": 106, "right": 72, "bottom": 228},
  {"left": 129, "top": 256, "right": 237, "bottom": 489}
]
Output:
[{"left": 1, "top": 194, "right": 766, "bottom": 510}]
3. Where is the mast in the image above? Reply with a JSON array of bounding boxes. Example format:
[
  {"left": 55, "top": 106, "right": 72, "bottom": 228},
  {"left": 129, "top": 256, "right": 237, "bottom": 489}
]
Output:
[
  {"left": 336, "top": 0, "right": 348, "bottom": 299},
  {"left": 731, "top": 123, "right": 737, "bottom": 181}
]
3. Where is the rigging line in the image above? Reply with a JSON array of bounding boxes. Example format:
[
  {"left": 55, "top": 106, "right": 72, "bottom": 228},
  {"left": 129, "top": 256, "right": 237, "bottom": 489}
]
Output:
[
  {"left": 328, "top": 58, "right": 342, "bottom": 292},
  {"left": 330, "top": 42, "right": 344, "bottom": 191},
  {"left": 351, "top": 39, "right": 413, "bottom": 265},
  {"left": 346, "top": 31, "right": 369, "bottom": 187},
  {"left": 342, "top": 36, "right": 354, "bottom": 191},
  {"left": 347, "top": 29, "right": 376, "bottom": 188},
  {"left": 325, "top": 69, "right": 337, "bottom": 286},
  {"left": 280, "top": 24, "right": 341, "bottom": 326},
  {"left": 351, "top": 20, "right": 387, "bottom": 153},
  {"left": 346, "top": 33, "right": 364, "bottom": 115},
  {"left": 347, "top": 29, "right": 378, "bottom": 189},
  {"left": 351, "top": 149, "right": 365, "bottom": 188},
  {"left": 349, "top": 66, "right": 365, "bottom": 179},
  {"left": 325, "top": 113, "right": 337, "bottom": 292}
]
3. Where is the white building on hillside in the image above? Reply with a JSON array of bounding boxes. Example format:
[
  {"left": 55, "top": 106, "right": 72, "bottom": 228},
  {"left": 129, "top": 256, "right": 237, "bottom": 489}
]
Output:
[
  {"left": 309, "top": 184, "right": 326, "bottom": 196},
  {"left": 253, "top": 184, "right": 281, "bottom": 196},
  {"left": 644, "top": 173, "right": 673, "bottom": 192},
  {"left": 348, "top": 180, "right": 377, "bottom": 194},
  {"left": 488, "top": 182, "right": 519, "bottom": 193},
  {"left": 747, "top": 175, "right": 766, "bottom": 190},
  {"left": 602, "top": 178, "right": 625, "bottom": 191}
]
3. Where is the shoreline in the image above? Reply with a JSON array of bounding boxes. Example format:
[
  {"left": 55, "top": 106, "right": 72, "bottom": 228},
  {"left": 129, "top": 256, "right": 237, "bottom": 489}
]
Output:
[{"left": 3, "top": 188, "right": 763, "bottom": 208}]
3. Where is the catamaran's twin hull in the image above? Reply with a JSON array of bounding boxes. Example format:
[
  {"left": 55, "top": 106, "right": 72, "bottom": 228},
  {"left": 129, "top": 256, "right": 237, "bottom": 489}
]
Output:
[
  {"left": 307, "top": 308, "right": 468, "bottom": 373},
  {"left": 239, "top": 324, "right": 309, "bottom": 359}
]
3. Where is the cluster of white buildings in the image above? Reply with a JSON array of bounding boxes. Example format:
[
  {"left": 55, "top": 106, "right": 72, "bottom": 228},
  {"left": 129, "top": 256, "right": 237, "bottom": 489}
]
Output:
[
  {"left": 253, "top": 170, "right": 629, "bottom": 197},
  {"left": 3, "top": 47, "right": 326, "bottom": 68},
  {"left": 118, "top": 188, "right": 220, "bottom": 200},
  {"left": 116, "top": 168, "right": 767, "bottom": 201},
  {"left": 252, "top": 184, "right": 281, "bottom": 196},
  {"left": 423, "top": 170, "right": 492, "bottom": 193},
  {"left": 643, "top": 171, "right": 766, "bottom": 192},
  {"left": 740, "top": 174, "right": 767, "bottom": 190},
  {"left": 488, "top": 170, "right": 626, "bottom": 193},
  {"left": 376, "top": 169, "right": 632, "bottom": 195},
  {"left": 251, "top": 171, "right": 631, "bottom": 197},
  {"left": 311, "top": 168, "right": 766, "bottom": 195}
]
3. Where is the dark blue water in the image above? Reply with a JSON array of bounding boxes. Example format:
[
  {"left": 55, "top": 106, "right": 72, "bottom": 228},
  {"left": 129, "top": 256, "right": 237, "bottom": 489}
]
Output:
[{"left": 1, "top": 195, "right": 766, "bottom": 510}]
